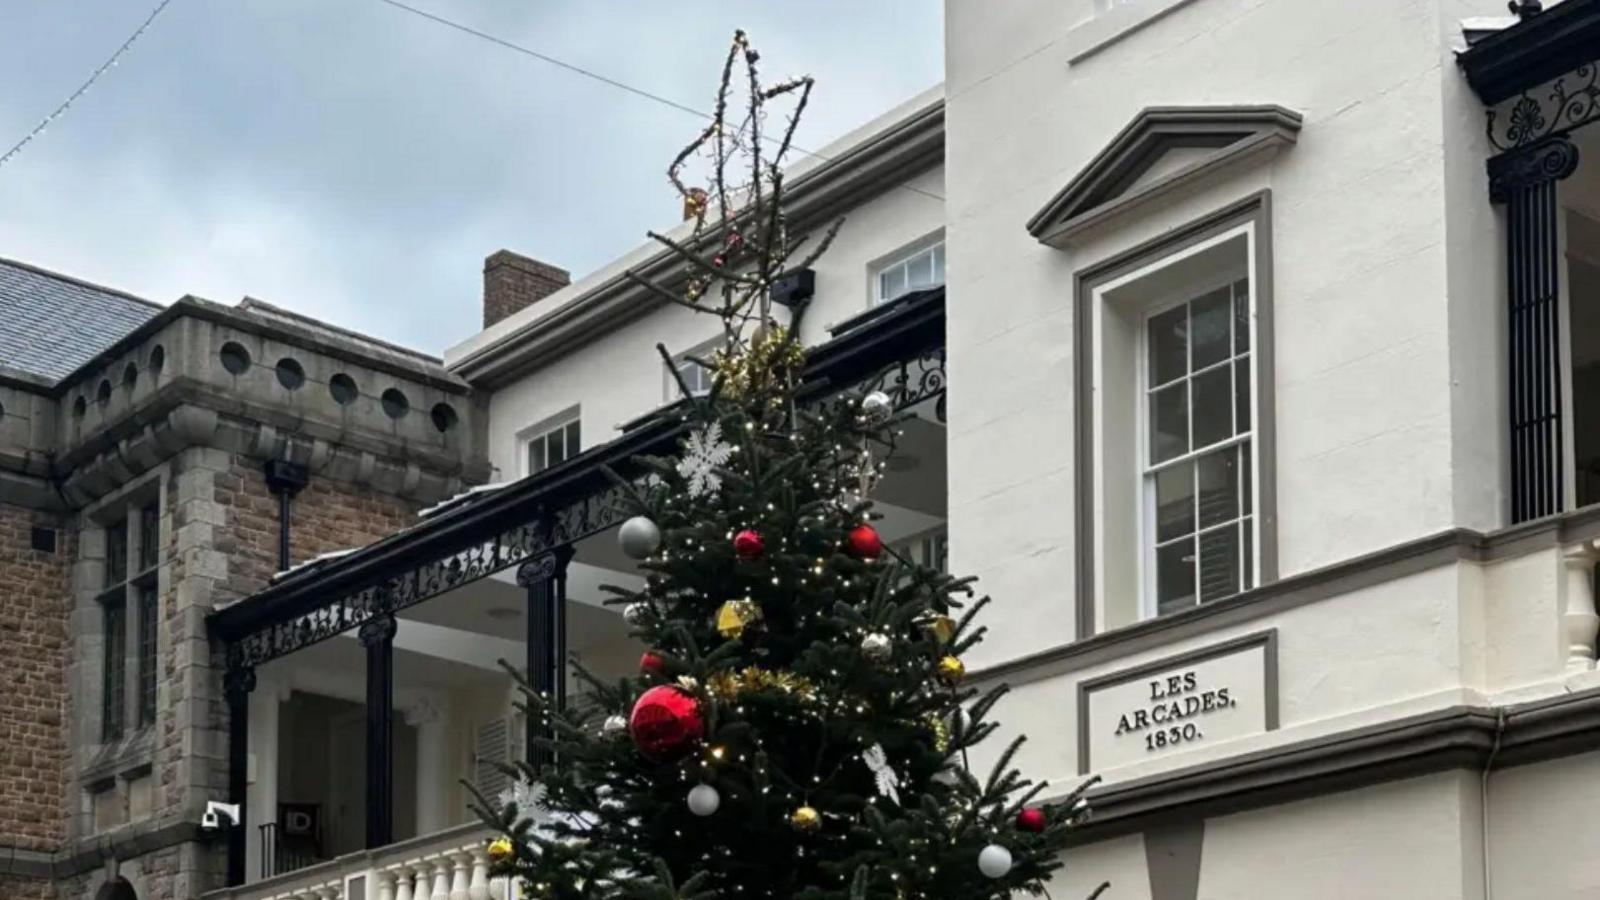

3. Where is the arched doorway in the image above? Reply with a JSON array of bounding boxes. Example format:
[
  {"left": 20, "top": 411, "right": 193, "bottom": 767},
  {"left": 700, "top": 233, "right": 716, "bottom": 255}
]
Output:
[{"left": 95, "top": 877, "right": 137, "bottom": 900}]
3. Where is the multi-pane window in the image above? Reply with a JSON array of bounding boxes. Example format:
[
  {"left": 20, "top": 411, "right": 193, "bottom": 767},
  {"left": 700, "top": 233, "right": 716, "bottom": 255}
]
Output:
[
  {"left": 137, "top": 584, "right": 158, "bottom": 726},
  {"left": 526, "top": 416, "right": 581, "bottom": 475},
  {"left": 667, "top": 344, "right": 718, "bottom": 401},
  {"left": 138, "top": 503, "right": 159, "bottom": 571},
  {"left": 101, "top": 594, "right": 126, "bottom": 742},
  {"left": 875, "top": 242, "right": 945, "bottom": 304},
  {"left": 100, "top": 501, "right": 161, "bottom": 742},
  {"left": 1145, "top": 278, "right": 1254, "bottom": 616}
]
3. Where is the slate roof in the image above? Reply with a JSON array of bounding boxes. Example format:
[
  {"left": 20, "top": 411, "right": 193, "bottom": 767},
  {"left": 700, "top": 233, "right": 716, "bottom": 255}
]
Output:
[{"left": 0, "top": 258, "right": 162, "bottom": 383}]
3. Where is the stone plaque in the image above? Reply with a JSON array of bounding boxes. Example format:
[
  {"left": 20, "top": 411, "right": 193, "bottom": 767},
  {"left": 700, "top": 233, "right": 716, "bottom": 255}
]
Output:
[{"left": 1078, "top": 630, "right": 1277, "bottom": 773}]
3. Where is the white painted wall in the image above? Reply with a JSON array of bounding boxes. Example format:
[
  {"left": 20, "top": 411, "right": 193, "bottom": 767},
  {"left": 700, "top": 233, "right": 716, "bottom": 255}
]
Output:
[
  {"left": 944, "top": 0, "right": 1514, "bottom": 665},
  {"left": 470, "top": 160, "right": 945, "bottom": 482}
]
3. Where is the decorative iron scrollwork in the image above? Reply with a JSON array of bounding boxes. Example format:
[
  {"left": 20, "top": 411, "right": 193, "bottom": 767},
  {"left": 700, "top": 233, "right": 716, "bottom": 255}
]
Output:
[
  {"left": 1488, "top": 62, "right": 1600, "bottom": 151},
  {"left": 224, "top": 345, "right": 946, "bottom": 669},
  {"left": 854, "top": 349, "right": 948, "bottom": 422}
]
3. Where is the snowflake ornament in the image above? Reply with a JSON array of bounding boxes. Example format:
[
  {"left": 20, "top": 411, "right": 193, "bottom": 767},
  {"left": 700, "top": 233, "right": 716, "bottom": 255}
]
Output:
[
  {"left": 863, "top": 743, "right": 902, "bottom": 805},
  {"left": 498, "top": 777, "right": 547, "bottom": 816},
  {"left": 677, "top": 422, "right": 735, "bottom": 498}
]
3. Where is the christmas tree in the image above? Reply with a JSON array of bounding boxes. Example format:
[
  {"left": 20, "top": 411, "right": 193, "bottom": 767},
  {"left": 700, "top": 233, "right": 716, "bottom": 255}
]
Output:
[{"left": 474, "top": 31, "right": 1106, "bottom": 900}]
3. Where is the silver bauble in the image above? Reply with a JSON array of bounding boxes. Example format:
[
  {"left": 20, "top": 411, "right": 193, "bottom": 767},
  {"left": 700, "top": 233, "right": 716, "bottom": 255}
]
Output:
[
  {"left": 977, "top": 844, "right": 1013, "bottom": 879},
  {"left": 861, "top": 391, "right": 894, "bottom": 425},
  {"left": 602, "top": 714, "right": 627, "bottom": 736},
  {"left": 623, "top": 602, "right": 649, "bottom": 625},
  {"left": 618, "top": 516, "right": 663, "bottom": 560},
  {"left": 687, "top": 782, "right": 721, "bottom": 817},
  {"left": 860, "top": 632, "right": 893, "bottom": 661}
]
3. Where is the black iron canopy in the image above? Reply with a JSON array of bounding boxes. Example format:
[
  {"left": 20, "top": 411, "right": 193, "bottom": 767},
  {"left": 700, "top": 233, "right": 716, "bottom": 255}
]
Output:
[{"left": 208, "top": 286, "right": 948, "bottom": 671}]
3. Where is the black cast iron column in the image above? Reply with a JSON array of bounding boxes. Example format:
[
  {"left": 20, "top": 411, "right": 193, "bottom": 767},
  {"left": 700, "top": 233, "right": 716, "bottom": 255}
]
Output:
[
  {"left": 223, "top": 663, "right": 256, "bottom": 887},
  {"left": 517, "top": 546, "right": 575, "bottom": 773},
  {"left": 359, "top": 614, "right": 398, "bottom": 848},
  {"left": 1490, "top": 136, "right": 1580, "bottom": 522}
]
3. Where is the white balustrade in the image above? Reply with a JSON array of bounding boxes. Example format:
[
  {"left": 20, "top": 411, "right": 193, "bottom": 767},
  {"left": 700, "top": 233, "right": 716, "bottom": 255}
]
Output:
[
  {"left": 1561, "top": 539, "right": 1600, "bottom": 672},
  {"left": 202, "top": 823, "right": 519, "bottom": 900}
]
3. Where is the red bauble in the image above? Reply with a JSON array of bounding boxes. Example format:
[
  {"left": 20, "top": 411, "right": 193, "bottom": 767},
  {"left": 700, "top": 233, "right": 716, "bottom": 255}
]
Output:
[
  {"left": 639, "top": 651, "right": 667, "bottom": 678},
  {"left": 733, "top": 529, "right": 765, "bottom": 560},
  {"left": 629, "top": 685, "right": 705, "bottom": 761},
  {"left": 1016, "top": 807, "right": 1047, "bottom": 833},
  {"left": 846, "top": 524, "right": 883, "bottom": 560}
]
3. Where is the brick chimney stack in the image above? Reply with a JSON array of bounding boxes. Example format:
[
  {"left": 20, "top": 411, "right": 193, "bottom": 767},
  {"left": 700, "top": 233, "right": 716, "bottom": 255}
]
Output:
[{"left": 483, "top": 250, "right": 570, "bottom": 328}]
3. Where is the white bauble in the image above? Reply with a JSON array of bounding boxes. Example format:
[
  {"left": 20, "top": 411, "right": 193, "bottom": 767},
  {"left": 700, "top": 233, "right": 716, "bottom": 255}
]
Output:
[
  {"left": 602, "top": 714, "right": 627, "bottom": 736},
  {"left": 618, "top": 516, "right": 662, "bottom": 559},
  {"left": 623, "top": 603, "right": 649, "bottom": 625},
  {"left": 687, "top": 783, "right": 721, "bottom": 817},
  {"left": 861, "top": 390, "right": 894, "bottom": 425},
  {"left": 860, "top": 632, "right": 893, "bottom": 661},
  {"left": 977, "top": 844, "right": 1013, "bottom": 879}
]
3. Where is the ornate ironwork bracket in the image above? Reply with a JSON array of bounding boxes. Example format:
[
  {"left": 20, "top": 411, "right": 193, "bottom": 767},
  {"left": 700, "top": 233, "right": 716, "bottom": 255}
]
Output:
[{"left": 1487, "top": 61, "right": 1600, "bottom": 152}]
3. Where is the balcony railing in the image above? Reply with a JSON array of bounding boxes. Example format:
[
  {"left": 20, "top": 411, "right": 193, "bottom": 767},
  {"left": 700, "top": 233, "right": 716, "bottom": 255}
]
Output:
[{"left": 205, "top": 822, "right": 519, "bottom": 900}]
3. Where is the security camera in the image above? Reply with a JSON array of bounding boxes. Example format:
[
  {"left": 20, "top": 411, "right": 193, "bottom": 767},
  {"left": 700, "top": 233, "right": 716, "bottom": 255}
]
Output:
[{"left": 201, "top": 801, "right": 241, "bottom": 831}]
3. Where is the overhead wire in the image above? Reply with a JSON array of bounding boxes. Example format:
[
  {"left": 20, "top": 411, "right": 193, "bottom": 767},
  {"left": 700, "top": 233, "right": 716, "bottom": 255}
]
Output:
[
  {"left": 0, "top": 0, "right": 177, "bottom": 171},
  {"left": 371, "top": 0, "right": 946, "bottom": 204}
]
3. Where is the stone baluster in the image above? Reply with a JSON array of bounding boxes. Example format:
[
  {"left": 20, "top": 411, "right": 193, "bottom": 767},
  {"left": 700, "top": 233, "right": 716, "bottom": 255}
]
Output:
[
  {"left": 394, "top": 865, "right": 415, "bottom": 900},
  {"left": 449, "top": 851, "right": 474, "bottom": 900},
  {"left": 487, "top": 873, "right": 509, "bottom": 900},
  {"left": 317, "top": 884, "right": 343, "bottom": 900},
  {"left": 1562, "top": 540, "right": 1600, "bottom": 671},
  {"left": 411, "top": 863, "right": 432, "bottom": 900},
  {"left": 467, "top": 847, "right": 491, "bottom": 900},
  {"left": 375, "top": 869, "right": 397, "bottom": 900},
  {"left": 431, "top": 858, "right": 452, "bottom": 900}
]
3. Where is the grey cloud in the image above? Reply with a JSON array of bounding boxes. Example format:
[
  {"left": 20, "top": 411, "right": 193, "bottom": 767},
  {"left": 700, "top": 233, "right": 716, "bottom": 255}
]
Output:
[{"left": 0, "top": 0, "right": 941, "bottom": 352}]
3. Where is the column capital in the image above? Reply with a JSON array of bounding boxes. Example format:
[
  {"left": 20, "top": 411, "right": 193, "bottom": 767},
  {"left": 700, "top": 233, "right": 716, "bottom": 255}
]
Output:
[
  {"left": 359, "top": 614, "right": 399, "bottom": 647},
  {"left": 1489, "top": 136, "right": 1580, "bottom": 203},
  {"left": 223, "top": 665, "right": 256, "bottom": 700},
  {"left": 515, "top": 545, "right": 575, "bottom": 587}
]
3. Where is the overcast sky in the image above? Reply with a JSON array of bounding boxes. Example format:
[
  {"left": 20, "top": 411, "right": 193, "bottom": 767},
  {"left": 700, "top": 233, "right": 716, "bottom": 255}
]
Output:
[{"left": 0, "top": 1, "right": 942, "bottom": 355}]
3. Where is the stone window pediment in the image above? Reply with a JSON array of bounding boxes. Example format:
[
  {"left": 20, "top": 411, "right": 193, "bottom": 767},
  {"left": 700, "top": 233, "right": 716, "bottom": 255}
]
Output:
[{"left": 1027, "top": 106, "right": 1302, "bottom": 247}]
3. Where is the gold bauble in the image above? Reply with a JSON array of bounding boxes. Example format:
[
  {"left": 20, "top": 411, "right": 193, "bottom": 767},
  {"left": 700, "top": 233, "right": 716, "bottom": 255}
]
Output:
[
  {"left": 923, "top": 614, "right": 957, "bottom": 646},
  {"left": 486, "top": 836, "right": 516, "bottom": 865},
  {"left": 936, "top": 655, "right": 966, "bottom": 686},
  {"left": 716, "top": 599, "right": 763, "bottom": 639},
  {"left": 790, "top": 805, "right": 822, "bottom": 833}
]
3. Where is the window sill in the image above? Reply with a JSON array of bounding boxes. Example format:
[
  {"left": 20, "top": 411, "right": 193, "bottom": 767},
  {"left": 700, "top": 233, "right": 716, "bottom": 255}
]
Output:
[
  {"left": 1063, "top": 0, "right": 1206, "bottom": 65},
  {"left": 81, "top": 726, "right": 154, "bottom": 781}
]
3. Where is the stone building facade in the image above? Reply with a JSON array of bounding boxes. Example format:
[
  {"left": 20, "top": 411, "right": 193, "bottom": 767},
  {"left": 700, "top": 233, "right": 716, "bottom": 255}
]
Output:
[{"left": 0, "top": 258, "right": 493, "bottom": 898}]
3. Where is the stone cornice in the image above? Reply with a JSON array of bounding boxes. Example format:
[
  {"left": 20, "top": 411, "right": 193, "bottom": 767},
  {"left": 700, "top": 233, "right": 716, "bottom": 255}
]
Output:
[
  {"left": 448, "top": 97, "right": 945, "bottom": 388},
  {"left": 48, "top": 398, "right": 482, "bottom": 508},
  {"left": 2, "top": 389, "right": 486, "bottom": 510},
  {"left": 0, "top": 818, "right": 206, "bottom": 880}
]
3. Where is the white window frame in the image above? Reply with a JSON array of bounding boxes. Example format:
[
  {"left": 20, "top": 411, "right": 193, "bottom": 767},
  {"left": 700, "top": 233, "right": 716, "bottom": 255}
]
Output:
[
  {"left": 1135, "top": 271, "right": 1256, "bottom": 620},
  {"left": 873, "top": 239, "right": 946, "bottom": 305},
  {"left": 1089, "top": 222, "right": 1263, "bottom": 626},
  {"left": 520, "top": 408, "right": 581, "bottom": 477},
  {"left": 664, "top": 338, "right": 721, "bottom": 402}
]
